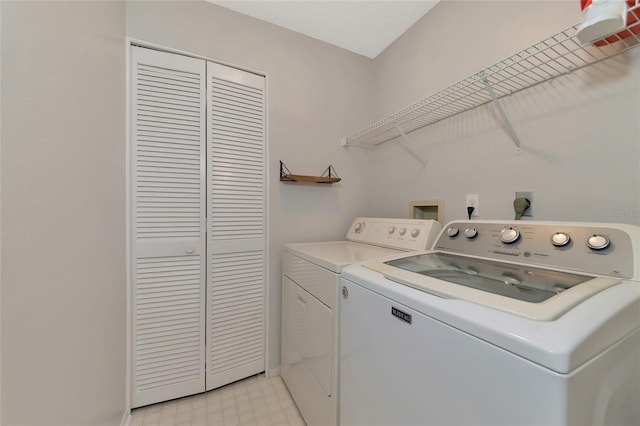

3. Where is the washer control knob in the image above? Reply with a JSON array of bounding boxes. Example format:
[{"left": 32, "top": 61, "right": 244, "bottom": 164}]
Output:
[
  {"left": 399, "top": 228, "right": 407, "bottom": 236},
  {"left": 354, "top": 222, "right": 365, "bottom": 234},
  {"left": 499, "top": 227, "right": 520, "bottom": 244},
  {"left": 464, "top": 227, "right": 478, "bottom": 239},
  {"left": 388, "top": 226, "right": 396, "bottom": 234},
  {"left": 587, "top": 234, "right": 610, "bottom": 250},
  {"left": 446, "top": 226, "right": 460, "bottom": 237},
  {"left": 551, "top": 232, "right": 571, "bottom": 247},
  {"left": 411, "top": 229, "right": 420, "bottom": 238}
]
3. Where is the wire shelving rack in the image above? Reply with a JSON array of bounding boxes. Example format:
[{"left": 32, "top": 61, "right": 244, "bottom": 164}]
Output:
[{"left": 342, "top": 3, "right": 640, "bottom": 158}]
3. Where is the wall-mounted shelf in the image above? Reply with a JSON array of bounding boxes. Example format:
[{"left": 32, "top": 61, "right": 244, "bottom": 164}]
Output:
[
  {"left": 342, "top": 4, "right": 640, "bottom": 154},
  {"left": 279, "top": 161, "right": 341, "bottom": 184}
]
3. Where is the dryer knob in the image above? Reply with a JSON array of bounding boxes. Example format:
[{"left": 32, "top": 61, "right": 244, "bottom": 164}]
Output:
[
  {"left": 388, "top": 226, "right": 396, "bottom": 234},
  {"left": 587, "top": 234, "right": 610, "bottom": 250},
  {"left": 499, "top": 227, "right": 520, "bottom": 244},
  {"left": 446, "top": 226, "right": 459, "bottom": 237},
  {"left": 354, "top": 222, "right": 365, "bottom": 233},
  {"left": 551, "top": 232, "right": 571, "bottom": 247},
  {"left": 464, "top": 227, "right": 478, "bottom": 239},
  {"left": 399, "top": 228, "right": 407, "bottom": 236},
  {"left": 411, "top": 229, "right": 420, "bottom": 238}
]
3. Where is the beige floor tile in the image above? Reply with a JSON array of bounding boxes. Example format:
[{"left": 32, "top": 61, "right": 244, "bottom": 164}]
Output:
[
  {"left": 208, "top": 410, "right": 225, "bottom": 424},
  {"left": 269, "top": 410, "right": 286, "bottom": 423},
  {"left": 130, "top": 375, "right": 306, "bottom": 426},
  {"left": 142, "top": 412, "right": 161, "bottom": 425},
  {"left": 175, "top": 410, "right": 191, "bottom": 423}
]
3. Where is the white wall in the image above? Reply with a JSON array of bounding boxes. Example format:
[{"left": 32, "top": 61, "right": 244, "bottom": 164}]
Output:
[
  {"left": 1, "top": 1, "right": 126, "bottom": 425},
  {"left": 126, "top": 0, "right": 376, "bottom": 373},
  {"left": 365, "top": 0, "right": 640, "bottom": 225}
]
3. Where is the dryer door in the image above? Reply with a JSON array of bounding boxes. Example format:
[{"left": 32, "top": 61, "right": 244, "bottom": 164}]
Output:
[{"left": 284, "top": 277, "right": 332, "bottom": 395}]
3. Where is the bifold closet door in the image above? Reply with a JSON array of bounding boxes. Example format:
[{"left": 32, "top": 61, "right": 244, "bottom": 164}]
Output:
[
  {"left": 206, "top": 62, "right": 266, "bottom": 391},
  {"left": 131, "top": 46, "right": 207, "bottom": 408}
]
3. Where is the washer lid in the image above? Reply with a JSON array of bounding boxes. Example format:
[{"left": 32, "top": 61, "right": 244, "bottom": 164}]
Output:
[
  {"left": 341, "top": 261, "right": 640, "bottom": 373},
  {"left": 365, "top": 251, "right": 620, "bottom": 320},
  {"left": 284, "top": 241, "right": 401, "bottom": 273}
]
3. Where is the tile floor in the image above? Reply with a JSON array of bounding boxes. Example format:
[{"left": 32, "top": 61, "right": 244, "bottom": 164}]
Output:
[{"left": 130, "top": 375, "right": 306, "bottom": 426}]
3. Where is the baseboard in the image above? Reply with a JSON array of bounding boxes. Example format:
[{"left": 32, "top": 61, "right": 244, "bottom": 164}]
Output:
[
  {"left": 120, "top": 410, "right": 131, "bottom": 426},
  {"left": 266, "top": 366, "right": 281, "bottom": 378}
]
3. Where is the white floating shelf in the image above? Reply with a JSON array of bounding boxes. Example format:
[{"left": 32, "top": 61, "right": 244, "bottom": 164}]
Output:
[{"left": 343, "top": 4, "right": 640, "bottom": 150}]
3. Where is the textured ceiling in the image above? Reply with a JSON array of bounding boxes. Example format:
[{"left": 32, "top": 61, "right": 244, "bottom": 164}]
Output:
[{"left": 208, "top": 0, "right": 440, "bottom": 58}]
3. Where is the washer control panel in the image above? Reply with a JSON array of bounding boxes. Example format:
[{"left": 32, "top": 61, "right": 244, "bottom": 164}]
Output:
[
  {"left": 436, "top": 221, "right": 635, "bottom": 279},
  {"left": 347, "top": 217, "right": 442, "bottom": 251}
]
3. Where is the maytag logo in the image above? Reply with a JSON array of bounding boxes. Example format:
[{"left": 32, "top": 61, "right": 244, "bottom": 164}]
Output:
[{"left": 391, "top": 307, "right": 412, "bottom": 324}]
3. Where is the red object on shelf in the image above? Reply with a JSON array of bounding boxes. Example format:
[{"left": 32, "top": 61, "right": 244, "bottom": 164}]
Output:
[{"left": 580, "top": 0, "right": 640, "bottom": 46}]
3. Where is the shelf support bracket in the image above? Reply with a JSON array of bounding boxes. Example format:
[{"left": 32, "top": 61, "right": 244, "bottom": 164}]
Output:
[
  {"left": 481, "top": 71, "right": 522, "bottom": 153},
  {"left": 393, "top": 123, "right": 426, "bottom": 166}
]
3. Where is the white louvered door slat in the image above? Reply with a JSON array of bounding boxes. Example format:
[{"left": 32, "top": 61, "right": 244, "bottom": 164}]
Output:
[
  {"left": 131, "top": 47, "right": 206, "bottom": 408},
  {"left": 206, "top": 62, "right": 266, "bottom": 391}
]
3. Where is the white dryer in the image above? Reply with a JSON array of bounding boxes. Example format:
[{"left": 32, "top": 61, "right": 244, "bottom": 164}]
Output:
[
  {"left": 281, "top": 217, "right": 442, "bottom": 426},
  {"left": 339, "top": 220, "right": 640, "bottom": 426}
]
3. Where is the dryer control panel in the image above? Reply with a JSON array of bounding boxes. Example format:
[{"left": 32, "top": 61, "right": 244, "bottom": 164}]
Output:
[
  {"left": 435, "top": 220, "right": 637, "bottom": 279},
  {"left": 347, "top": 217, "right": 442, "bottom": 251}
]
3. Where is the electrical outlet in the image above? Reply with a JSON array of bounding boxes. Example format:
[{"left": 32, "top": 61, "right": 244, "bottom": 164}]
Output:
[
  {"left": 516, "top": 191, "right": 533, "bottom": 217},
  {"left": 466, "top": 194, "right": 479, "bottom": 217}
]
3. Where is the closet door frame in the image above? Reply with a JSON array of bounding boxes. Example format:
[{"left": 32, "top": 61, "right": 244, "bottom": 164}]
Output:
[{"left": 126, "top": 40, "right": 270, "bottom": 411}]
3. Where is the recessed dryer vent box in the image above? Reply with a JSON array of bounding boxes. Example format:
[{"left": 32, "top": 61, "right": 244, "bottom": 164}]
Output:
[{"left": 409, "top": 199, "right": 444, "bottom": 224}]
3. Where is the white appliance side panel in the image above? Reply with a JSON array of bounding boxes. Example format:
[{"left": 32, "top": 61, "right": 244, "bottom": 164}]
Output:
[
  {"left": 567, "top": 328, "right": 640, "bottom": 426},
  {"left": 339, "top": 278, "right": 569, "bottom": 426}
]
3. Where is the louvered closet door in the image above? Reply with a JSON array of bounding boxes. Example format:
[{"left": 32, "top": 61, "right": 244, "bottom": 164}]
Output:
[
  {"left": 206, "top": 62, "right": 266, "bottom": 391},
  {"left": 131, "top": 46, "right": 206, "bottom": 408}
]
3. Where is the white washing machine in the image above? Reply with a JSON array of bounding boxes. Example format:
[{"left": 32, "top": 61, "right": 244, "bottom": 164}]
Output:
[
  {"left": 281, "top": 217, "right": 442, "bottom": 426},
  {"left": 340, "top": 220, "right": 640, "bottom": 426}
]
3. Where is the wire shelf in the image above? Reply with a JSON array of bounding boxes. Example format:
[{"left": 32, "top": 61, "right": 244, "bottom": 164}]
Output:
[{"left": 343, "top": 3, "right": 640, "bottom": 148}]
